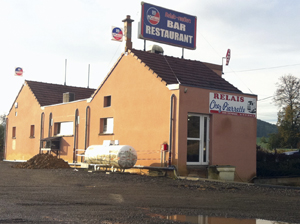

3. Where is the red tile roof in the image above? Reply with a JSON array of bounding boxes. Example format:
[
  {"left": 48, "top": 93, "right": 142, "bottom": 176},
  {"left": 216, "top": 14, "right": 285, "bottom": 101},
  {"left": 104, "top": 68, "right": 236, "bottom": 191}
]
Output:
[
  {"left": 130, "top": 49, "right": 242, "bottom": 93},
  {"left": 26, "top": 80, "right": 96, "bottom": 106}
]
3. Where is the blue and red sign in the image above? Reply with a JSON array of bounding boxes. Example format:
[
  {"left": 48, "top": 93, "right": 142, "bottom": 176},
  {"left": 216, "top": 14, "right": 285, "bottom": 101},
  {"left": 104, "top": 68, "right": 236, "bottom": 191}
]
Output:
[
  {"left": 15, "top": 67, "right": 23, "bottom": 76},
  {"left": 147, "top": 7, "right": 160, "bottom": 25},
  {"left": 139, "top": 2, "right": 197, "bottom": 50},
  {"left": 111, "top": 26, "right": 123, "bottom": 42}
]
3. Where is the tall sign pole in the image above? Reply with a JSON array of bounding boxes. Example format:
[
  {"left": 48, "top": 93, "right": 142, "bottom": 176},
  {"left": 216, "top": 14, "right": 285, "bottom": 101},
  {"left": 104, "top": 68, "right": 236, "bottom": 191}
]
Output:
[
  {"left": 87, "top": 64, "right": 90, "bottom": 88},
  {"left": 64, "top": 59, "right": 67, "bottom": 86}
]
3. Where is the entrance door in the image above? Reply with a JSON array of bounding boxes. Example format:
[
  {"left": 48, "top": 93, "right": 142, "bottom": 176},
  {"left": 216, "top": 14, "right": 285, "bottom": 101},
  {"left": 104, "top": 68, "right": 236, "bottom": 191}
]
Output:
[{"left": 187, "top": 114, "right": 209, "bottom": 165}]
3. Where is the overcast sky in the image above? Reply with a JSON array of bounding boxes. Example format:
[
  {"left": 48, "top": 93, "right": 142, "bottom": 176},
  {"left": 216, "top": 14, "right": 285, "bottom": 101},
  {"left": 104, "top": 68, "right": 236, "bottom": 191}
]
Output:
[{"left": 1, "top": 0, "right": 300, "bottom": 124}]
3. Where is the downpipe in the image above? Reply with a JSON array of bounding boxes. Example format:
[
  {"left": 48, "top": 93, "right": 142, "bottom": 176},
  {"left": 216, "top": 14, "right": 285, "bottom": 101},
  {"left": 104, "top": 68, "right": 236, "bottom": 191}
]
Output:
[
  {"left": 73, "top": 109, "right": 79, "bottom": 163},
  {"left": 168, "top": 94, "right": 175, "bottom": 167},
  {"left": 39, "top": 112, "right": 44, "bottom": 154},
  {"left": 84, "top": 106, "right": 90, "bottom": 150}
]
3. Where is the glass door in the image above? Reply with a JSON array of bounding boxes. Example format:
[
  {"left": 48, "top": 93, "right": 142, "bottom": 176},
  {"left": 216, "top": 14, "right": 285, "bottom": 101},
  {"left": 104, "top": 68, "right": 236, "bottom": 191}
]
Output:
[{"left": 187, "top": 114, "right": 209, "bottom": 165}]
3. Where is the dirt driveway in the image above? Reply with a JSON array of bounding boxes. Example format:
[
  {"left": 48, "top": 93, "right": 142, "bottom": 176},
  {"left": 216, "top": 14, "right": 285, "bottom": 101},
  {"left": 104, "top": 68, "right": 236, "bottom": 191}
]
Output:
[{"left": 0, "top": 161, "right": 300, "bottom": 224}]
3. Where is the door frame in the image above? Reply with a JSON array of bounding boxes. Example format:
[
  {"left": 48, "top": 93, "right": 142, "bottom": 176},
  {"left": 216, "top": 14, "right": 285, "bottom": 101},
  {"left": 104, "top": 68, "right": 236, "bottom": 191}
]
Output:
[{"left": 187, "top": 113, "right": 210, "bottom": 165}]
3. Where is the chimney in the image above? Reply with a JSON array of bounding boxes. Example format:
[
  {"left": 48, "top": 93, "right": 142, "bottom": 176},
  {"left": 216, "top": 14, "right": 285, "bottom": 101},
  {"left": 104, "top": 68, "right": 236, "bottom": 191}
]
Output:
[
  {"left": 63, "top": 92, "right": 75, "bottom": 103},
  {"left": 122, "top": 15, "right": 134, "bottom": 52}
]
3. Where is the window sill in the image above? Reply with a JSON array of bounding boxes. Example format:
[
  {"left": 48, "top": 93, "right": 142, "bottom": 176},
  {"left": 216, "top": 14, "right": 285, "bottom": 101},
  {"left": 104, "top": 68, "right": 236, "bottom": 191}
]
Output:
[
  {"left": 29, "top": 136, "right": 35, "bottom": 138},
  {"left": 187, "top": 165, "right": 208, "bottom": 170},
  {"left": 54, "top": 134, "right": 74, "bottom": 137},
  {"left": 98, "top": 133, "right": 114, "bottom": 136}
]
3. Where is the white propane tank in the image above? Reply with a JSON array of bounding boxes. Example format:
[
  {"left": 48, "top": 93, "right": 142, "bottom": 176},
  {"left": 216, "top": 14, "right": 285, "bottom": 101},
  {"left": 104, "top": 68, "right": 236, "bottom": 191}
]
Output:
[{"left": 84, "top": 145, "right": 137, "bottom": 169}]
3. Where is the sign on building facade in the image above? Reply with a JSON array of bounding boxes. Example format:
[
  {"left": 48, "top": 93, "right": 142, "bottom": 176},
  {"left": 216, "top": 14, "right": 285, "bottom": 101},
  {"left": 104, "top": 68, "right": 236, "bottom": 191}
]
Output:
[
  {"left": 139, "top": 2, "right": 197, "bottom": 49},
  {"left": 209, "top": 92, "right": 257, "bottom": 117}
]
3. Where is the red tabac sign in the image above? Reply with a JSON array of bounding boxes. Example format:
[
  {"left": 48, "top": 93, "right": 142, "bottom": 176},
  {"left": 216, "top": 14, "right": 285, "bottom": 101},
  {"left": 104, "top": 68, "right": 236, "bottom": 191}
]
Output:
[{"left": 226, "top": 49, "right": 231, "bottom": 66}]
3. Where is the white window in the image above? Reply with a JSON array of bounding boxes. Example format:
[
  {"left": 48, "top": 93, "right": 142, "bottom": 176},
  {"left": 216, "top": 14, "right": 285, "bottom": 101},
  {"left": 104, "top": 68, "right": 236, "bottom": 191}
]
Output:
[
  {"left": 100, "top": 118, "right": 114, "bottom": 134},
  {"left": 187, "top": 114, "right": 210, "bottom": 165},
  {"left": 55, "top": 121, "right": 74, "bottom": 136}
]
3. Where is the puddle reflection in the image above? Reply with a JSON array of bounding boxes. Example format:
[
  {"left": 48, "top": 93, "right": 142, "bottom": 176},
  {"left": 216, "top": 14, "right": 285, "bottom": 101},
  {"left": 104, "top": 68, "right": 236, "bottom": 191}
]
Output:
[{"left": 157, "top": 214, "right": 295, "bottom": 224}]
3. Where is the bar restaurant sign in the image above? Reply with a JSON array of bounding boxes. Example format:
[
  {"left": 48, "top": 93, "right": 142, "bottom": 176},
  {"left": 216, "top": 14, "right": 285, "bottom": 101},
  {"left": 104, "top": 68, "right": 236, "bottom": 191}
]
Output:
[
  {"left": 209, "top": 93, "right": 257, "bottom": 117},
  {"left": 139, "top": 2, "right": 197, "bottom": 49}
]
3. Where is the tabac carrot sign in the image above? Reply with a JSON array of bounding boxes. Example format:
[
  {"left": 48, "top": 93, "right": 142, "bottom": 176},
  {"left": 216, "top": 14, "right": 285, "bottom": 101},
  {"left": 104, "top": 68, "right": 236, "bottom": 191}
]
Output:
[{"left": 209, "top": 92, "right": 256, "bottom": 117}]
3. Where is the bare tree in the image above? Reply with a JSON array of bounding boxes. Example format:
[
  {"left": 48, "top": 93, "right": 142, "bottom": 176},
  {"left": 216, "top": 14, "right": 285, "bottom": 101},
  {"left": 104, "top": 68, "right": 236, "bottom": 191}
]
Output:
[
  {"left": 274, "top": 74, "right": 300, "bottom": 110},
  {"left": 274, "top": 74, "right": 300, "bottom": 148}
]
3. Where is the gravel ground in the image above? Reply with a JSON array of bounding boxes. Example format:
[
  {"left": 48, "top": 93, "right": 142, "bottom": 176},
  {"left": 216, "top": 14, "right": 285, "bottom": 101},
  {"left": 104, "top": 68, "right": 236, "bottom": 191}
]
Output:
[{"left": 0, "top": 160, "right": 300, "bottom": 224}]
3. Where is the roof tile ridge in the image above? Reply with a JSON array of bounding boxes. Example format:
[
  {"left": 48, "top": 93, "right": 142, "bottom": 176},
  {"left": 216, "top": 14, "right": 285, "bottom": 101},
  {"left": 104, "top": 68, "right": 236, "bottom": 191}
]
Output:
[
  {"left": 129, "top": 49, "right": 138, "bottom": 59},
  {"left": 25, "top": 80, "right": 42, "bottom": 107},
  {"left": 7, "top": 82, "right": 26, "bottom": 115},
  {"left": 163, "top": 53, "right": 186, "bottom": 60},
  {"left": 90, "top": 52, "right": 125, "bottom": 100},
  {"left": 27, "top": 79, "right": 95, "bottom": 90},
  {"left": 164, "top": 54, "right": 203, "bottom": 64},
  {"left": 129, "top": 49, "right": 153, "bottom": 73},
  {"left": 130, "top": 49, "right": 167, "bottom": 85}
]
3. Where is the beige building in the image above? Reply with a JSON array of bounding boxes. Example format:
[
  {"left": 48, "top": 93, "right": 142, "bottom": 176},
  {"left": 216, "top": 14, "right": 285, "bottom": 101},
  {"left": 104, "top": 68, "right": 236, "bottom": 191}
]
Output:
[{"left": 4, "top": 45, "right": 257, "bottom": 181}]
